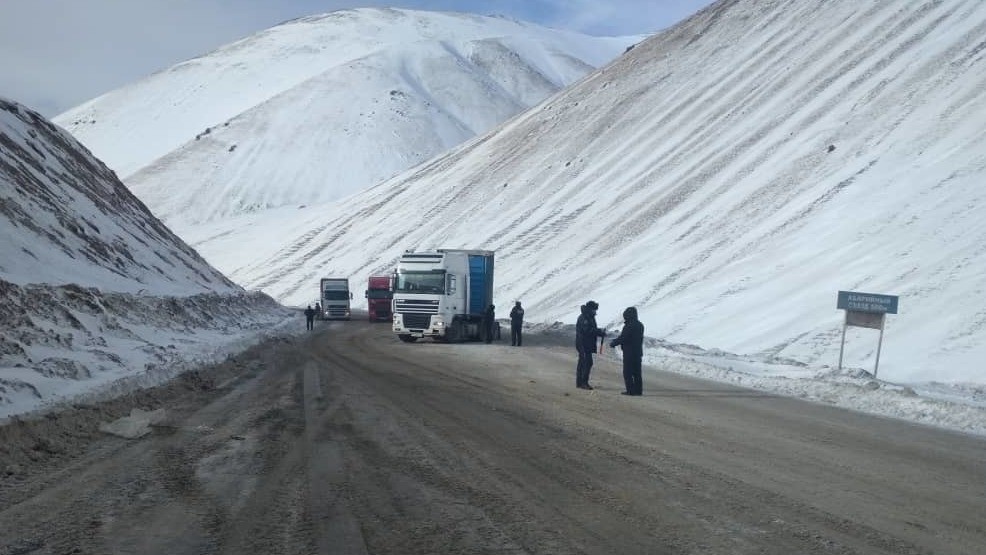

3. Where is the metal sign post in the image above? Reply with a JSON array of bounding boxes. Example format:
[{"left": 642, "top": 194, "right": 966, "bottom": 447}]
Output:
[{"left": 836, "top": 291, "right": 898, "bottom": 378}]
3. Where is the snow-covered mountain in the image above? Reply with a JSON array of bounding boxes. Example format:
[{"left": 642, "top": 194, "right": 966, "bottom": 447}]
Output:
[
  {"left": 0, "top": 98, "right": 292, "bottom": 418},
  {"left": 175, "top": 0, "right": 986, "bottom": 388},
  {"left": 54, "top": 8, "right": 637, "bottom": 225}
]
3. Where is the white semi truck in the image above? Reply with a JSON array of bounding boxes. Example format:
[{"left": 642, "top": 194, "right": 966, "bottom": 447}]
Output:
[
  {"left": 392, "top": 249, "right": 495, "bottom": 342},
  {"left": 319, "top": 277, "right": 352, "bottom": 320}
]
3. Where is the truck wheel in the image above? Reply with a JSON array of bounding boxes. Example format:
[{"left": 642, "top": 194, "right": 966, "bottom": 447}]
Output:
[
  {"left": 447, "top": 321, "right": 462, "bottom": 343},
  {"left": 398, "top": 334, "right": 417, "bottom": 343}
]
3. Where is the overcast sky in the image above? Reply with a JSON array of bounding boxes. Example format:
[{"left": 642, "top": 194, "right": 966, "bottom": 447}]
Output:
[{"left": 1, "top": 0, "right": 714, "bottom": 117}]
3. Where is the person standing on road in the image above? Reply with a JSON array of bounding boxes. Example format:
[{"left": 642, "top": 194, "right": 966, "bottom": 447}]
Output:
[
  {"left": 509, "top": 301, "right": 525, "bottom": 346},
  {"left": 314, "top": 302, "right": 322, "bottom": 320},
  {"left": 575, "top": 301, "right": 605, "bottom": 390},
  {"left": 304, "top": 305, "right": 316, "bottom": 331},
  {"left": 484, "top": 304, "right": 496, "bottom": 344},
  {"left": 610, "top": 306, "right": 645, "bottom": 396}
]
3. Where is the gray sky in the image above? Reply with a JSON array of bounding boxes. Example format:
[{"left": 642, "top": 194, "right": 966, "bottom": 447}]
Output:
[{"left": 0, "top": 0, "right": 714, "bottom": 117}]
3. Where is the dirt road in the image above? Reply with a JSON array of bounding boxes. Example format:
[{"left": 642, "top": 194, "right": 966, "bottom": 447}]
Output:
[{"left": 2, "top": 320, "right": 985, "bottom": 554}]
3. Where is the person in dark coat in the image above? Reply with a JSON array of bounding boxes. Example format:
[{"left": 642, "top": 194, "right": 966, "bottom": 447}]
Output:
[
  {"left": 610, "top": 306, "right": 645, "bottom": 395},
  {"left": 304, "top": 305, "right": 316, "bottom": 330},
  {"left": 509, "top": 301, "right": 525, "bottom": 346},
  {"left": 575, "top": 301, "right": 605, "bottom": 390},
  {"left": 483, "top": 304, "right": 496, "bottom": 344}
]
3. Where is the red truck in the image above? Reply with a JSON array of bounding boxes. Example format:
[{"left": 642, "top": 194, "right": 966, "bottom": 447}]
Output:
[{"left": 365, "top": 275, "right": 393, "bottom": 322}]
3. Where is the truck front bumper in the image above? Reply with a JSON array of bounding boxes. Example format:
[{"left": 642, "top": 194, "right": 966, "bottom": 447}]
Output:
[{"left": 393, "top": 314, "right": 446, "bottom": 337}]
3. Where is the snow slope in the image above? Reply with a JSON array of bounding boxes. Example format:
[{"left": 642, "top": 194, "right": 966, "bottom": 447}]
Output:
[
  {"left": 1, "top": 98, "right": 235, "bottom": 294},
  {"left": 54, "top": 7, "right": 637, "bottom": 225},
  {"left": 0, "top": 98, "right": 293, "bottom": 418},
  {"left": 178, "top": 0, "right": 986, "bottom": 390}
]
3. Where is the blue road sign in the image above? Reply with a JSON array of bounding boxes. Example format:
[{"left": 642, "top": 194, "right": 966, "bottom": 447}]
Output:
[{"left": 837, "top": 291, "right": 899, "bottom": 314}]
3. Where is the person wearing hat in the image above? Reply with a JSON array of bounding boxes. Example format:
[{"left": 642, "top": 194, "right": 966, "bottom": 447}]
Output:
[
  {"left": 610, "top": 306, "right": 644, "bottom": 395},
  {"left": 575, "top": 300, "right": 605, "bottom": 389}
]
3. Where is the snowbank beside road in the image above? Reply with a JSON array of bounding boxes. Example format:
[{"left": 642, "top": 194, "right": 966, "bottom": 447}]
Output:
[
  {"left": 524, "top": 322, "right": 986, "bottom": 437},
  {"left": 0, "top": 280, "right": 298, "bottom": 420}
]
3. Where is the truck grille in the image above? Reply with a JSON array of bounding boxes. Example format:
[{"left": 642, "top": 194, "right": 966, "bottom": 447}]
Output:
[
  {"left": 395, "top": 298, "right": 438, "bottom": 329},
  {"left": 401, "top": 313, "right": 432, "bottom": 330}
]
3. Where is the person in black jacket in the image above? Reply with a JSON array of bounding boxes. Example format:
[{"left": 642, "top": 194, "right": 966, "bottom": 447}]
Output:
[
  {"left": 575, "top": 301, "right": 605, "bottom": 390},
  {"left": 304, "top": 305, "right": 316, "bottom": 331},
  {"left": 483, "top": 304, "right": 496, "bottom": 344},
  {"left": 610, "top": 306, "right": 644, "bottom": 395},
  {"left": 509, "top": 301, "right": 525, "bottom": 346}
]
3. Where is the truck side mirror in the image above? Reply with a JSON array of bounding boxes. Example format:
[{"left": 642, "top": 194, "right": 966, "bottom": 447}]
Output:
[
  {"left": 350, "top": 292, "right": 354, "bottom": 300},
  {"left": 447, "top": 274, "right": 457, "bottom": 295},
  {"left": 365, "top": 290, "right": 369, "bottom": 298}
]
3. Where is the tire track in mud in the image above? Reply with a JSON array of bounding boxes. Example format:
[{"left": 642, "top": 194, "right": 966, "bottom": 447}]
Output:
[
  {"left": 299, "top": 325, "right": 928, "bottom": 554},
  {"left": 301, "top": 360, "right": 371, "bottom": 555},
  {"left": 4, "top": 325, "right": 984, "bottom": 554},
  {"left": 1, "top": 338, "right": 315, "bottom": 555},
  {"left": 306, "top": 334, "right": 588, "bottom": 554}
]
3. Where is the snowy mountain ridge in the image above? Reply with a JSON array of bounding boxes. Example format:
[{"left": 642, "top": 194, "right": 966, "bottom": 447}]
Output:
[{"left": 54, "top": 7, "right": 638, "bottom": 225}]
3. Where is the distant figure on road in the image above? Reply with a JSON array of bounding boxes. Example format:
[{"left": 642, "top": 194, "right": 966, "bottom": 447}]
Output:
[
  {"left": 509, "top": 301, "right": 525, "bottom": 346},
  {"left": 304, "top": 305, "right": 316, "bottom": 330},
  {"left": 484, "top": 304, "right": 496, "bottom": 344},
  {"left": 314, "top": 302, "right": 321, "bottom": 320},
  {"left": 575, "top": 301, "right": 605, "bottom": 390},
  {"left": 610, "top": 306, "right": 644, "bottom": 396}
]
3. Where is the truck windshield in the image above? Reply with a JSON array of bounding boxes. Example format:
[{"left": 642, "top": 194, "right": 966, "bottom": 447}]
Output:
[
  {"left": 366, "top": 289, "right": 392, "bottom": 299},
  {"left": 395, "top": 271, "right": 445, "bottom": 294},
  {"left": 323, "top": 290, "right": 349, "bottom": 301}
]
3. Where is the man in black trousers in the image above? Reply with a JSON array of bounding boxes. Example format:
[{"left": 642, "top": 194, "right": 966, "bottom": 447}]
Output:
[
  {"left": 610, "top": 306, "right": 645, "bottom": 395},
  {"left": 575, "top": 301, "right": 605, "bottom": 390},
  {"left": 483, "top": 304, "right": 496, "bottom": 344},
  {"left": 509, "top": 301, "right": 525, "bottom": 346},
  {"left": 304, "top": 305, "right": 316, "bottom": 331}
]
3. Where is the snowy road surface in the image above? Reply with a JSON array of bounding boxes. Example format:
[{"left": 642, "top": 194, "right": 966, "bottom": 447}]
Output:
[{"left": 2, "top": 320, "right": 985, "bottom": 554}]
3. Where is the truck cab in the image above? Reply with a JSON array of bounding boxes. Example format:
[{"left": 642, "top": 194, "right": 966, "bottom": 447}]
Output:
[
  {"left": 392, "top": 249, "right": 494, "bottom": 342},
  {"left": 365, "top": 275, "right": 394, "bottom": 322},
  {"left": 320, "top": 277, "right": 352, "bottom": 320}
]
